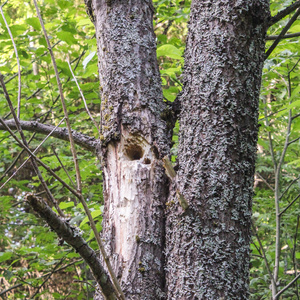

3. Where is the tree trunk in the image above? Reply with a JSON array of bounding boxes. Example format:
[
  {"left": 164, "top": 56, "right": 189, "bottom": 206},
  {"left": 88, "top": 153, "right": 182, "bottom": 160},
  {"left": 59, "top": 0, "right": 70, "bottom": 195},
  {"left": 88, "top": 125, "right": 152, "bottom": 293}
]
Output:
[
  {"left": 92, "top": 0, "right": 271, "bottom": 298},
  {"left": 165, "top": 1, "right": 270, "bottom": 299},
  {"left": 92, "top": 0, "right": 171, "bottom": 298}
]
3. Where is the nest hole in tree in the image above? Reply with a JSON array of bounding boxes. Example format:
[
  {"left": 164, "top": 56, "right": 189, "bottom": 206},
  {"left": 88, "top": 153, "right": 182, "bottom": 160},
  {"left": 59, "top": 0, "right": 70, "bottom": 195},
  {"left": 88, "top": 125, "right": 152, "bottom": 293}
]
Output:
[
  {"left": 125, "top": 144, "right": 144, "bottom": 161},
  {"left": 143, "top": 158, "right": 151, "bottom": 164}
]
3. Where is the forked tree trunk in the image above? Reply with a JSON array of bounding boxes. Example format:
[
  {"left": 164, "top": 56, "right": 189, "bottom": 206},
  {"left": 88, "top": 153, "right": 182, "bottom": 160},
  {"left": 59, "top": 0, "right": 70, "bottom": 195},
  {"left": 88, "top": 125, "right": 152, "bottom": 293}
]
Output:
[
  {"left": 92, "top": 0, "right": 270, "bottom": 299},
  {"left": 92, "top": 0, "right": 171, "bottom": 298},
  {"left": 165, "top": 1, "right": 270, "bottom": 299}
]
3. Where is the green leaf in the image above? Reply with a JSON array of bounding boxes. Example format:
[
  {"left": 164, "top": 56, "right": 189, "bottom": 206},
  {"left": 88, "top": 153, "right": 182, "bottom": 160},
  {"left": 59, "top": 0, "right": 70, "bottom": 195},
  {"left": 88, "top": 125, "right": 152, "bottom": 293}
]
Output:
[
  {"left": 289, "top": 25, "right": 300, "bottom": 33},
  {"left": 26, "top": 17, "right": 41, "bottom": 31},
  {"left": 157, "top": 44, "right": 183, "bottom": 60},
  {"left": 59, "top": 202, "right": 75, "bottom": 209},
  {"left": 0, "top": 252, "right": 12, "bottom": 263},
  {"left": 56, "top": 31, "right": 77, "bottom": 45},
  {"left": 77, "top": 18, "right": 93, "bottom": 27},
  {"left": 79, "top": 209, "right": 102, "bottom": 228},
  {"left": 257, "top": 138, "right": 269, "bottom": 150}
]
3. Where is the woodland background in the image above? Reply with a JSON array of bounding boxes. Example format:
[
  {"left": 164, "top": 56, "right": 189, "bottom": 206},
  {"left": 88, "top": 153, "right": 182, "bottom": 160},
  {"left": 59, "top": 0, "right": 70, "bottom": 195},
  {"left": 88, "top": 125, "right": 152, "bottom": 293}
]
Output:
[{"left": 0, "top": 0, "right": 300, "bottom": 299}]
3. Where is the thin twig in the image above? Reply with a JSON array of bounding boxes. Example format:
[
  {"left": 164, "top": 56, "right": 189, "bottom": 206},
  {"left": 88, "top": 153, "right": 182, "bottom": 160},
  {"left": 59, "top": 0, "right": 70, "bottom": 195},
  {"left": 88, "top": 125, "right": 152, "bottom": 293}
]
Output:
[
  {"left": 74, "top": 279, "right": 100, "bottom": 293},
  {"left": 0, "top": 4, "right": 21, "bottom": 119},
  {"left": 263, "top": 97, "right": 277, "bottom": 170},
  {"left": 279, "top": 175, "right": 300, "bottom": 200},
  {"left": 0, "top": 119, "right": 99, "bottom": 153},
  {"left": 288, "top": 136, "right": 300, "bottom": 145},
  {"left": 279, "top": 193, "right": 300, "bottom": 217},
  {"left": 67, "top": 60, "right": 101, "bottom": 138},
  {"left": 26, "top": 193, "right": 118, "bottom": 300},
  {"left": 292, "top": 112, "right": 300, "bottom": 120},
  {"left": 269, "top": 0, "right": 300, "bottom": 27},
  {"left": 256, "top": 172, "right": 274, "bottom": 191},
  {"left": 273, "top": 70, "right": 294, "bottom": 299},
  {"left": 0, "top": 74, "right": 64, "bottom": 217},
  {"left": 0, "top": 258, "right": 84, "bottom": 297},
  {"left": 33, "top": 0, "right": 82, "bottom": 194},
  {"left": 274, "top": 273, "right": 300, "bottom": 299},
  {"left": 292, "top": 215, "right": 300, "bottom": 299},
  {"left": 0, "top": 116, "right": 124, "bottom": 299},
  {"left": 0, "top": 133, "right": 36, "bottom": 183},
  {"left": 265, "top": 8, "right": 300, "bottom": 59},
  {"left": 251, "top": 221, "right": 276, "bottom": 290},
  {"left": 51, "top": 145, "right": 77, "bottom": 189},
  {"left": 266, "top": 32, "right": 300, "bottom": 40},
  {"left": 29, "top": 258, "right": 65, "bottom": 299},
  {"left": 0, "top": 117, "right": 81, "bottom": 200},
  {"left": 0, "top": 118, "right": 65, "bottom": 190}
]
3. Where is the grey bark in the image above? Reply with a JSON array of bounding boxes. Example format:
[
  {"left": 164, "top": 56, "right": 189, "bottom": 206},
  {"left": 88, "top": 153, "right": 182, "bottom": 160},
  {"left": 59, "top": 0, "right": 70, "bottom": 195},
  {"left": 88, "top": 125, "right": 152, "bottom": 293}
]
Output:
[
  {"left": 0, "top": 119, "right": 98, "bottom": 153},
  {"left": 92, "top": 0, "right": 171, "bottom": 298},
  {"left": 165, "top": 1, "right": 270, "bottom": 299}
]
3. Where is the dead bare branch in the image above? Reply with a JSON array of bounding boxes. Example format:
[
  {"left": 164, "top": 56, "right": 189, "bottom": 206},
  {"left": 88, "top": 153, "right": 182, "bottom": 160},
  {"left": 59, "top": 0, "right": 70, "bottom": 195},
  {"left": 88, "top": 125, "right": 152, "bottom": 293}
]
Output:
[
  {"left": 0, "top": 119, "right": 99, "bottom": 153},
  {"left": 25, "top": 193, "right": 118, "bottom": 300}
]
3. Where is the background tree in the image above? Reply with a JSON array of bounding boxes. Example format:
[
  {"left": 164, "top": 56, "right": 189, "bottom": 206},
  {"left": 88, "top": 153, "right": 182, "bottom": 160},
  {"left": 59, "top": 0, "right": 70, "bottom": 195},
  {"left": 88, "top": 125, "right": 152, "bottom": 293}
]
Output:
[{"left": 0, "top": 0, "right": 300, "bottom": 299}]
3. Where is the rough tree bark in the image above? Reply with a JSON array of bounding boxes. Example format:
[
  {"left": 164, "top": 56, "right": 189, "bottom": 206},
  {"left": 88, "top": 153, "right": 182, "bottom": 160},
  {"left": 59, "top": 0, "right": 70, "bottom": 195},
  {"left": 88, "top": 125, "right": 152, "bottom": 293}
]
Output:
[
  {"left": 165, "top": 1, "right": 270, "bottom": 299},
  {"left": 92, "top": 0, "right": 172, "bottom": 298},
  {"left": 91, "top": 0, "right": 270, "bottom": 299}
]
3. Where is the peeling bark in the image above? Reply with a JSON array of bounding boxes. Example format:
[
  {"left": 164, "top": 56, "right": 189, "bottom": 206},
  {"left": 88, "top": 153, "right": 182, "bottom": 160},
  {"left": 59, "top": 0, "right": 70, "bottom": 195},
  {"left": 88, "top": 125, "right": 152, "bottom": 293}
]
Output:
[
  {"left": 165, "top": 1, "right": 270, "bottom": 299},
  {"left": 92, "top": 0, "right": 171, "bottom": 298}
]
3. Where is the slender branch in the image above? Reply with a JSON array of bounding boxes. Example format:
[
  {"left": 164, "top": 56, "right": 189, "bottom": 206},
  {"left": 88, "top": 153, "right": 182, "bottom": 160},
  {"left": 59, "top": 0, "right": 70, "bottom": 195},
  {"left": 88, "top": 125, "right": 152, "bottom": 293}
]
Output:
[
  {"left": 279, "top": 193, "right": 300, "bottom": 217},
  {"left": 51, "top": 145, "right": 77, "bottom": 189},
  {"left": 251, "top": 221, "right": 276, "bottom": 291},
  {"left": 266, "top": 32, "right": 300, "bottom": 40},
  {"left": 256, "top": 172, "right": 274, "bottom": 191},
  {"left": 67, "top": 60, "right": 101, "bottom": 138},
  {"left": 25, "top": 193, "right": 118, "bottom": 300},
  {"left": 33, "top": 0, "right": 82, "bottom": 194},
  {"left": 29, "top": 258, "right": 65, "bottom": 299},
  {"left": 263, "top": 97, "right": 277, "bottom": 170},
  {"left": 0, "top": 118, "right": 81, "bottom": 200},
  {"left": 0, "top": 133, "right": 36, "bottom": 183},
  {"left": 76, "top": 192, "right": 126, "bottom": 300},
  {"left": 274, "top": 273, "right": 300, "bottom": 299},
  {"left": 292, "top": 112, "right": 300, "bottom": 120},
  {"left": 0, "top": 257, "right": 84, "bottom": 296},
  {"left": 279, "top": 175, "right": 300, "bottom": 200},
  {"left": 74, "top": 279, "right": 100, "bottom": 292},
  {"left": 31, "top": 17, "right": 121, "bottom": 292},
  {"left": 0, "top": 4, "right": 21, "bottom": 119},
  {"left": 269, "top": 1, "right": 300, "bottom": 27},
  {"left": 0, "top": 119, "right": 99, "bottom": 153},
  {"left": 0, "top": 74, "right": 64, "bottom": 217},
  {"left": 0, "top": 118, "right": 123, "bottom": 299},
  {"left": 0, "top": 118, "right": 65, "bottom": 190},
  {"left": 273, "top": 71, "right": 294, "bottom": 299},
  {"left": 265, "top": 8, "right": 300, "bottom": 59},
  {"left": 292, "top": 215, "right": 300, "bottom": 298},
  {"left": 288, "top": 136, "right": 300, "bottom": 145},
  {"left": 259, "top": 108, "right": 286, "bottom": 121}
]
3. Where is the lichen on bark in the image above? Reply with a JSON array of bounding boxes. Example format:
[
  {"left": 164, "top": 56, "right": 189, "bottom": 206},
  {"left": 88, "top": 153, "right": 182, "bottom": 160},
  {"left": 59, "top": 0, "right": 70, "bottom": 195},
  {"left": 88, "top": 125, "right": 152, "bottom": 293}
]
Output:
[
  {"left": 165, "top": 1, "right": 270, "bottom": 299},
  {"left": 92, "top": 0, "right": 171, "bottom": 298}
]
